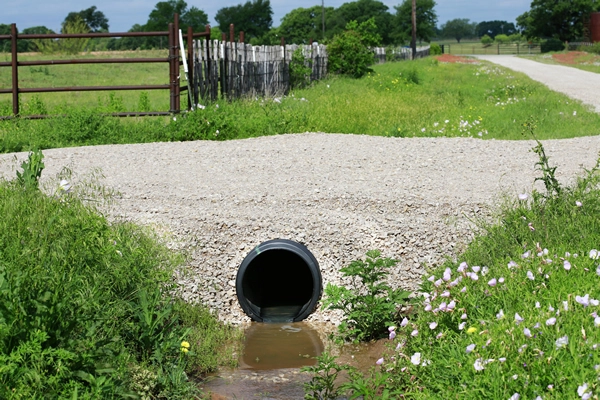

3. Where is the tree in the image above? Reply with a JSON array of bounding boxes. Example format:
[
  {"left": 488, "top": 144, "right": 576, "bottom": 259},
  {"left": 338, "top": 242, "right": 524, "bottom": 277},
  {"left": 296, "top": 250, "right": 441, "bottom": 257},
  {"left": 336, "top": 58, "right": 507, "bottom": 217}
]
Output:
[
  {"left": 440, "top": 18, "right": 476, "bottom": 43},
  {"left": 64, "top": 6, "right": 109, "bottom": 32},
  {"left": 328, "top": 18, "right": 379, "bottom": 78},
  {"left": 392, "top": 0, "right": 438, "bottom": 44},
  {"left": 144, "top": 0, "right": 208, "bottom": 48},
  {"left": 22, "top": 26, "right": 55, "bottom": 52},
  {"left": 278, "top": 5, "right": 336, "bottom": 44},
  {"left": 181, "top": 6, "right": 209, "bottom": 31},
  {"left": 0, "top": 24, "right": 11, "bottom": 53},
  {"left": 215, "top": 0, "right": 272, "bottom": 42},
  {"left": 517, "top": 0, "right": 598, "bottom": 41},
  {"left": 476, "top": 20, "right": 516, "bottom": 39},
  {"left": 328, "top": 0, "right": 394, "bottom": 45},
  {"left": 33, "top": 16, "right": 89, "bottom": 54}
]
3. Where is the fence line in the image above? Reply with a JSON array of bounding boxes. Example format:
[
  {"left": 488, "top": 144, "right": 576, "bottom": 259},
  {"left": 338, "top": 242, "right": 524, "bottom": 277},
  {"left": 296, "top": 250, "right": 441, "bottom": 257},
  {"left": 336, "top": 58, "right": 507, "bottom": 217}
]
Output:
[
  {"left": 192, "top": 41, "right": 328, "bottom": 101},
  {"left": 444, "top": 43, "right": 542, "bottom": 55},
  {"left": 192, "top": 40, "right": 430, "bottom": 102},
  {"left": 373, "top": 46, "right": 430, "bottom": 63}
]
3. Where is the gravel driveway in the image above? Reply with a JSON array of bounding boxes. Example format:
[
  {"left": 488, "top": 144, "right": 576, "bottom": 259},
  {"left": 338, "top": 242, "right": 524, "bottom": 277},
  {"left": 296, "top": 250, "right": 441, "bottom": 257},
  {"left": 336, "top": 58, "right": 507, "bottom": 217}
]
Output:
[{"left": 1, "top": 57, "right": 598, "bottom": 325}]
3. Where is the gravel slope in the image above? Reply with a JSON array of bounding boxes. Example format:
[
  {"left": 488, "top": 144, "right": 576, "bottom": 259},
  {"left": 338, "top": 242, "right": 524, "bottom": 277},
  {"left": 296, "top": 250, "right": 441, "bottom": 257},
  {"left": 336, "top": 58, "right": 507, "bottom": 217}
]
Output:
[{"left": 1, "top": 57, "right": 599, "bottom": 325}]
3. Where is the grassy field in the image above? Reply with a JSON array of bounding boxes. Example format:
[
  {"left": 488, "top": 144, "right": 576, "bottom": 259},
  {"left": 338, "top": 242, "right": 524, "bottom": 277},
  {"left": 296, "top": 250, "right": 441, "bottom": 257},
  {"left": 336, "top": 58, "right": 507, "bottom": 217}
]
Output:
[
  {"left": 1, "top": 51, "right": 600, "bottom": 153},
  {"left": 524, "top": 50, "right": 600, "bottom": 74},
  {"left": 0, "top": 50, "right": 173, "bottom": 113}
]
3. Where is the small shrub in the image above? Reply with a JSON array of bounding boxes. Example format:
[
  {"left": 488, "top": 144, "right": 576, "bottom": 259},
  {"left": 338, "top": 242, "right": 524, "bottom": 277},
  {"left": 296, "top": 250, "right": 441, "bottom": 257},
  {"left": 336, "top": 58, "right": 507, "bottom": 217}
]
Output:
[
  {"left": 508, "top": 33, "right": 522, "bottom": 43},
  {"left": 322, "top": 250, "right": 411, "bottom": 342},
  {"left": 327, "top": 18, "right": 380, "bottom": 78},
  {"left": 16, "top": 148, "right": 44, "bottom": 190},
  {"left": 290, "top": 48, "right": 312, "bottom": 89},
  {"left": 494, "top": 34, "right": 510, "bottom": 44},
  {"left": 429, "top": 43, "right": 442, "bottom": 55},
  {"left": 481, "top": 34, "right": 493, "bottom": 46},
  {"left": 541, "top": 38, "right": 565, "bottom": 53},
  {"left": 138, "top": 91, "right": 151, "bottom": 112},
  {"left": 405, "top": 67, "right": 420, "bottom": 85},
  {"left": 302, "top": 351, "right": 351, "bottom": 400},
  {"left": 585, "top": 42, "right": 600, "bottom": 55}
]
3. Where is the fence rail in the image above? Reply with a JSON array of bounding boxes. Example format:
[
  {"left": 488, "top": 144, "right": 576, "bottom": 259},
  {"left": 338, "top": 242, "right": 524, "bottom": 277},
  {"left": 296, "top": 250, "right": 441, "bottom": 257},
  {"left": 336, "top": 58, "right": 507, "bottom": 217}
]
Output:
[
  {"left": 373, "top": 46, "right": 430, "bottom": 63},
  {"left": 443, "top": 43, "right": 542, "bottom": 55},
  {"left": 0, "top": 14, "right": 209, "bottom": 119},
  {"left": 2, "top": 17, "right": 433, "bottom": 118}
]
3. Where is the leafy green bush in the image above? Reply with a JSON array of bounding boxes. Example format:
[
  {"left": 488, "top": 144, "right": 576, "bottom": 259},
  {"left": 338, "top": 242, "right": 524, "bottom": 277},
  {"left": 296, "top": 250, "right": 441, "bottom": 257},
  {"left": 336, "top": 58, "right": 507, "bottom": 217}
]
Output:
[
  {"left": 481, "top": 34, "right": 493, "bottom": 46},
  {"left": 508, "top": 33, "right": 523, "bottom": 43},
  {"left": 541, "top": 38, "right": 565, "bottom": 53},
  {"left": 585, "top": 42, "right": 600, "bottom": 55},
  {"left": 290, "top": 48, "right": 312, "bottom": 89},
  {"left": 327, "top": 18, "right": 381, "bottom": 78},
  {"left": 322, "top": 250, "right": 411, "bottom": 342},
  {"left": 429, "top": 43, "right": 442, "bottom": 55},
  {"left": 494, "top": 34, "right": 510, "bottom": 44}
]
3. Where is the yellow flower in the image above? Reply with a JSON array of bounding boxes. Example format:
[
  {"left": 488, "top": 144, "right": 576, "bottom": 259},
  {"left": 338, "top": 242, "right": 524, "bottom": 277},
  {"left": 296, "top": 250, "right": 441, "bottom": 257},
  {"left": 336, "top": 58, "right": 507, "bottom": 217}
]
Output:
[
  {"left": 180, "top": 341, "right": 190, "bottom": 353},
  {"left": 467, "top": 327, "right": 478, "bottom": 334}
]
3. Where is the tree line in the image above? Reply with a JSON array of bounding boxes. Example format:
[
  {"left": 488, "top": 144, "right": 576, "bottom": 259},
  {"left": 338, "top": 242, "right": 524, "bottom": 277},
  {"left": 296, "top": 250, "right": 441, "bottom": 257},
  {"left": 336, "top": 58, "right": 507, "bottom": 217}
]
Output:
[
  {"left": 2, "top": 0, "right": 598, "bottom": 53},
  {"left": 1, "top": 0, "right": 438, "bottom": 52}
]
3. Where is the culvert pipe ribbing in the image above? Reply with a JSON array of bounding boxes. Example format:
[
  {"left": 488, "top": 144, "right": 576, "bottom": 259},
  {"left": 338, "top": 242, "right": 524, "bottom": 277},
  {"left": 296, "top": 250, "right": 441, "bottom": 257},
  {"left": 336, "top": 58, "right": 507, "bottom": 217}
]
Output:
[{"left": 236, "top": 239, "right": 322, "bottom": 322}]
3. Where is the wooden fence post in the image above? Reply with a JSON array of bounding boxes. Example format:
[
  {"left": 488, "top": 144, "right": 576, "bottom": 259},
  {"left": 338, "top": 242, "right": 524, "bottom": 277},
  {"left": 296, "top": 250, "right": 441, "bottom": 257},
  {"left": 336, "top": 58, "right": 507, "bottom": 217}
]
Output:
[
  {"left": 187, "top": 26, "right": 194, "bottom": 109},
  {"left": 174, "top": 14, "right": 180, "bottom": 113}
]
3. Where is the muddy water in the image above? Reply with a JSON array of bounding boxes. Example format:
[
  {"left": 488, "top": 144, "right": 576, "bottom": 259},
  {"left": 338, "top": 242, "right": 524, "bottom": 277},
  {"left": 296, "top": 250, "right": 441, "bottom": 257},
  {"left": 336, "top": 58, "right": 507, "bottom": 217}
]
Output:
[{"left": 200, "top": 322, "right": 388, "bottom": 400}]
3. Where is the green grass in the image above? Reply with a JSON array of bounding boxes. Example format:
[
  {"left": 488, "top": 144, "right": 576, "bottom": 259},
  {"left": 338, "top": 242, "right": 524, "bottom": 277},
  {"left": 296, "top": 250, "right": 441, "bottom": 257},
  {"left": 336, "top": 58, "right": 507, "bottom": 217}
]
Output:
[
  {"left": 523, "top": 50, "right": 600, "bottom": 75},
  {"left": 1, "top": 55, "right": 600, "bottom": 153},
  {"left": 0, "top": 153, "right": 242, "bottom": 399},
  {"left": 0, "top": 50, "right": 172, "bottom": 112}
]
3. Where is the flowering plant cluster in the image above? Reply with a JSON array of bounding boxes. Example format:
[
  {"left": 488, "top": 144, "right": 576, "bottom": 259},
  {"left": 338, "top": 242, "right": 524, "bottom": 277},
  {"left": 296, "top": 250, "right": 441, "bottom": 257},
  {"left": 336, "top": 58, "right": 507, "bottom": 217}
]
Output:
[{"left": 331, "top": 142, "right": 600, "bottom": 398}]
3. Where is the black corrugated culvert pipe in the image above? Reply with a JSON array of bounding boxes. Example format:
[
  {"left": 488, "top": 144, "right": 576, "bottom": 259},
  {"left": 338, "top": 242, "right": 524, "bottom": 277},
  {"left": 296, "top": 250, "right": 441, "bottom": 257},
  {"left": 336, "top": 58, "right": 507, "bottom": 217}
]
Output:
[{"left": 236, "top": 239, "right": 322, "bottom": 322}]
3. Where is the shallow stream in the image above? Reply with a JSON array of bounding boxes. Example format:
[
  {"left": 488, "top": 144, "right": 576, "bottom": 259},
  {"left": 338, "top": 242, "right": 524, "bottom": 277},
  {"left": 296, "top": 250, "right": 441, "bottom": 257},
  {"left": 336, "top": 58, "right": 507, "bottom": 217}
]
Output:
[{"left": 200, "top": 322, "right": 387, "bottom": 399}]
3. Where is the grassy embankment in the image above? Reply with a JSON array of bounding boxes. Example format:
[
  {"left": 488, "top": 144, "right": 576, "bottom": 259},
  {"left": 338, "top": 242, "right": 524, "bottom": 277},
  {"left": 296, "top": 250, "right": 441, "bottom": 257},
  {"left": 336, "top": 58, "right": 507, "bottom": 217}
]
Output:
[{"left": 525, "top": 50, "right": 600, "bottom": 74}]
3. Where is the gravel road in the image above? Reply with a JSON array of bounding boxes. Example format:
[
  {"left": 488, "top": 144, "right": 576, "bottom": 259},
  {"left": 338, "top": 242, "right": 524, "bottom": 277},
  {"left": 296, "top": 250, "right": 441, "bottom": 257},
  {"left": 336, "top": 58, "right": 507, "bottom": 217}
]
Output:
[{"left": 1, "top": 56, "right": 599, "bottom": 325}]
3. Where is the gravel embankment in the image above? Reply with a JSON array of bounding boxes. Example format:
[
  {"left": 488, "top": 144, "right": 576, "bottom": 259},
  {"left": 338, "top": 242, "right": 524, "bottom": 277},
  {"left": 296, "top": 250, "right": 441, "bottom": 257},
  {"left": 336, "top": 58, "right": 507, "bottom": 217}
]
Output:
[
  {"left": 1, "top": 56, "right": 599, "bottom": 326},
  {"left": 1, "top": 134, "right": 599, "bottom": 325}
]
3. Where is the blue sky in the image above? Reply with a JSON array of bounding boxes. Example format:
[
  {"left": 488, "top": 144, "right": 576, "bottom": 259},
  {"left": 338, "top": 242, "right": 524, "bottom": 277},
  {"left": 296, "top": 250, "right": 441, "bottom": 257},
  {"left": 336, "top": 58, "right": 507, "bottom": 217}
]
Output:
[{"left": 4, "top": 0, "right": 531, "bottom": 33}]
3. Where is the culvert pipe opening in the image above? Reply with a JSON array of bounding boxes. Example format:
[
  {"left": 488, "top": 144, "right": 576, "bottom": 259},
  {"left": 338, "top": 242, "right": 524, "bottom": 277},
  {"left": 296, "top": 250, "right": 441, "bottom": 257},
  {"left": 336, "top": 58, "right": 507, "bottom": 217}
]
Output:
[{"left": 236, "top": 239, "right": 323, "bottom": 322}]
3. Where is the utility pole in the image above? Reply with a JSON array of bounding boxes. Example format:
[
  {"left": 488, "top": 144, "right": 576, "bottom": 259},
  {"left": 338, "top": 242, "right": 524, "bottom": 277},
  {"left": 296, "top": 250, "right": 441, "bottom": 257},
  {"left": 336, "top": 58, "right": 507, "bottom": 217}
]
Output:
[
  {"left": 322, "top": 0, "right": 325, "bottom": 40},
  {"left": 411, "top": 0, "right": 417, "bottom": 59}
]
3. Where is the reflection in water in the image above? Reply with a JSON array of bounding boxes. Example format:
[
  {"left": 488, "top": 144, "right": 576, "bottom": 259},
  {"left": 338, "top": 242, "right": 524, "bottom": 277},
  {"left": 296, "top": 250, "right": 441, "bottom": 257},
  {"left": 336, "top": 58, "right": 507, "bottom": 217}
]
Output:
[{"left": 240, "top": 322, "right": 324, "bottom": 370}]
